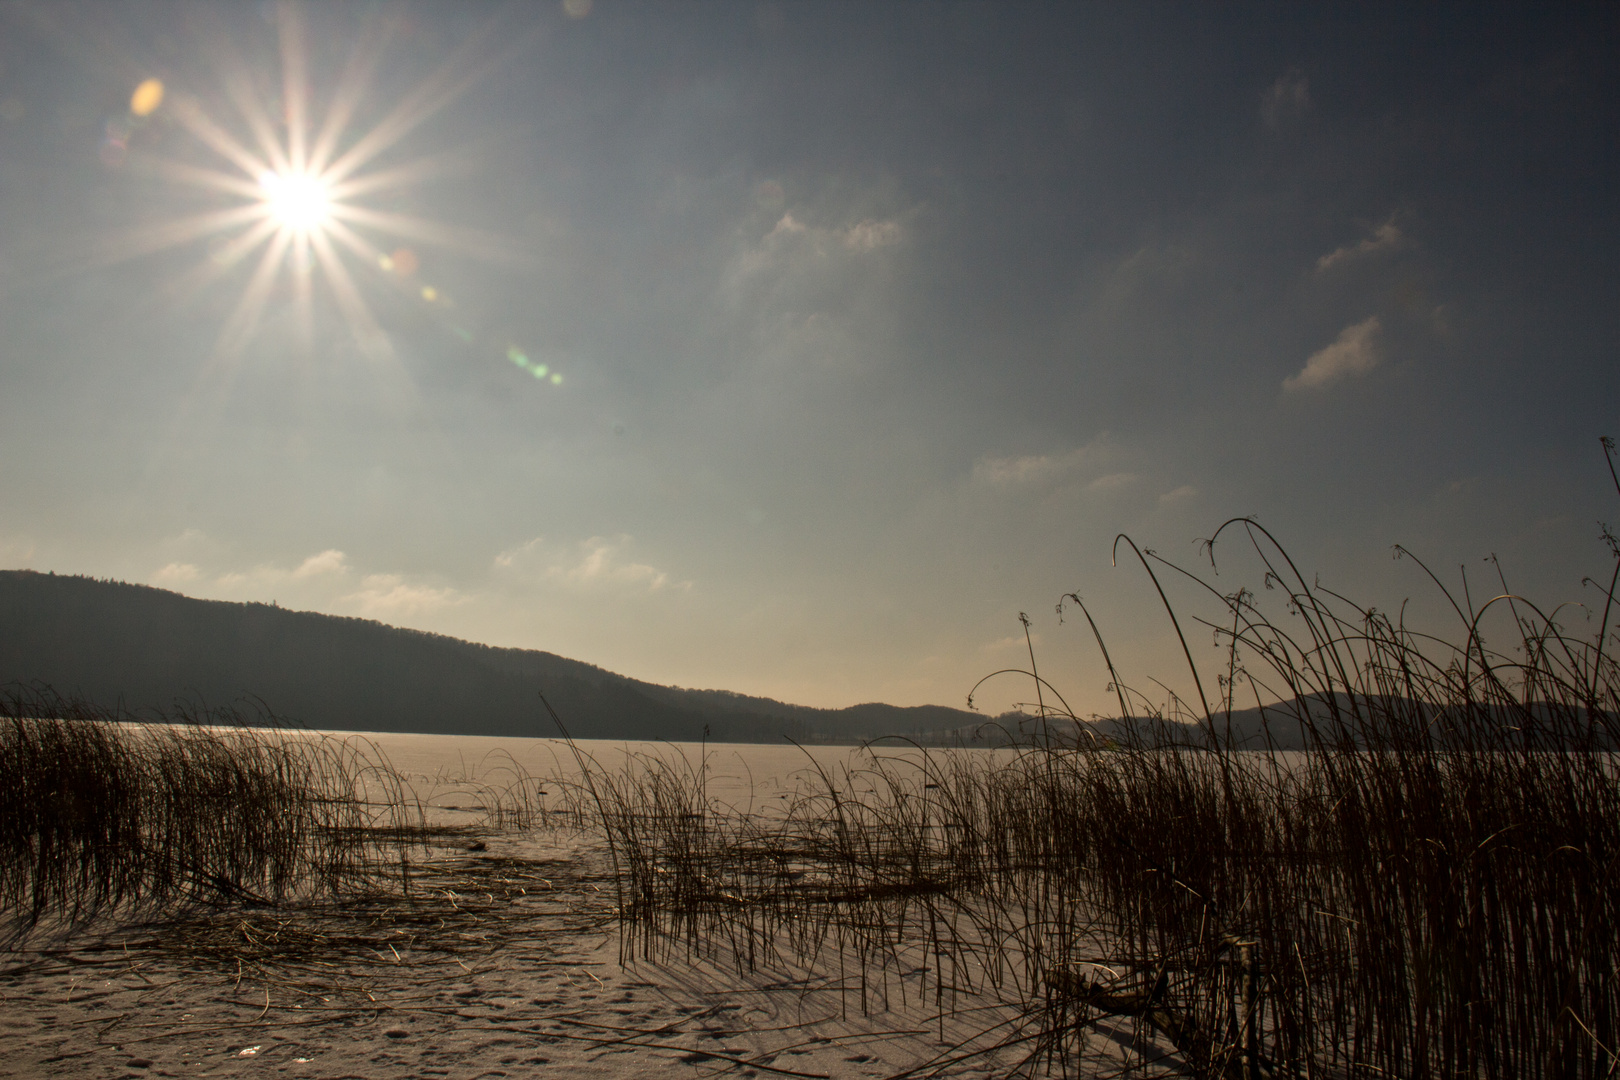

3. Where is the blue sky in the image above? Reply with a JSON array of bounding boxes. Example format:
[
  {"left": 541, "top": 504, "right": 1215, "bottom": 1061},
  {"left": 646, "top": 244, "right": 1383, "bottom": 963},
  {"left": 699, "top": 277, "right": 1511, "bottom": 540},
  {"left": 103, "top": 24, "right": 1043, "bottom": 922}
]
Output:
[{"left": 0, "top": 2, "right": 1615, "bottom": 717}]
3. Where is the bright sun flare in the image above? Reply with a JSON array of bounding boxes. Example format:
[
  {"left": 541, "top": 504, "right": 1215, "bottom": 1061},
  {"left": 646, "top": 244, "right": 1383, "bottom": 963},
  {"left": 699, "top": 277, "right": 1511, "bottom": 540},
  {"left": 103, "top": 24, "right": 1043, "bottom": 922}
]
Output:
[
  {"left": 257, "top": 170, "right": 332, "bottom": 233},
  {"left": 99, "top": 6, "right": 557, "bottom": 389},
  {"left": 100, "top": 5, "right": 522, "bottom": 366}
]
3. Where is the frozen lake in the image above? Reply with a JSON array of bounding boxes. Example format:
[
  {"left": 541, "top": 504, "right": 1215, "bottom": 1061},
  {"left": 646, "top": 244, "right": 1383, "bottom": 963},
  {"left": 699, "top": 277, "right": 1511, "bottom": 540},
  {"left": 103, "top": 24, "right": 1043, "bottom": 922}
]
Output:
[{"left": 302, "top": 730, "right": 1017, "bottom": 826}]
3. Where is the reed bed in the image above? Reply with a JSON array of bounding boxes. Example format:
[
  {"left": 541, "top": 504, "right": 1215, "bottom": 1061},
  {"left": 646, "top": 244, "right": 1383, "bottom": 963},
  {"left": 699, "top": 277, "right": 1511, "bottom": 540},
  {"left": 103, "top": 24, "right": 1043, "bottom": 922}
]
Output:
[
  {"left": 422, "top": 746, "right": 563, "bottom": 832},
  {"left": 592, "top": 442, "right": 1620, "bottom": 1078},
  {"left": 0, "top": 685, "right": 429, "bottom": 940}
]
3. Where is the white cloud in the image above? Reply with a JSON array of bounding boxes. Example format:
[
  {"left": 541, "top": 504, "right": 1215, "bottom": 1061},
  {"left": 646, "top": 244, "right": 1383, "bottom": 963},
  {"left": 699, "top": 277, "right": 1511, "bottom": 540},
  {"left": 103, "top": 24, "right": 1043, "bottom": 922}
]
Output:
[
  {"left": 1261, "top": 69, "right": 1311, "bottom": 129},
  {"left": 566, "top": 537, "right": 672, "bottom": 590},
  {"left": 0, "top": 537, "right": 37, "bottom": 566},
  {"left": 1316, "top": 219, "right": 1405, "bottom": 271},
  {"left": 981, "top": 632, "right": 1041, "bottom": 655},
  {"left": 973, "top": 452, "right": 1072, "bottom": 486},
  {"left": 766, "top": 212, "right": 808, "bottom": 241},
  {"left": 157, "top": 549, "right": 465, "bottom": 622},
  {"left": 151, "top": 562, "right": 201, "bottom": 585},
  {"left": 1284, "top": 316, "right": 1383, "bottom": 392},
  {"left": 492, "top": 538, "right": 540, "bottom": 570},
  {"left": 345, "top": 574, "right": 463, "bottom": 618},
  {"left": 758, "top": 212, "right": 901, "bottom": 254},
  {"left": 157, "top": 528, "right": 225, "bottom": 563},
  {"left": 495, "top": 534, "right": 690, "bottom": 593},
  {"left": 841, "top": 218, "right": 902, "bottom": 251},
  {"left": 730, "top": 211, "right": 903, "bottom": 288},
  {"left": 1158, "top": 484, "right": 1197, "bottom": 506},
  {"left": 973, "top": 440, "right": 1111, "bottom": 487},
  {"left": 292, "top": 549, "right": 348, "bottom": 578},
  {"left": 216, "top": 550, "right": 347, "bottom": 590},
  {"left": 1086, "top": 472, "right": 1138, "bottom": 494}
]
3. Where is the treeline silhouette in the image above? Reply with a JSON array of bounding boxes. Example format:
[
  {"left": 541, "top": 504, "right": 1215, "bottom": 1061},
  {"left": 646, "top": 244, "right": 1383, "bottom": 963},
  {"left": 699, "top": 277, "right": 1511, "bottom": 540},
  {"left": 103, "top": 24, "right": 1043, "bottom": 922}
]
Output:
[{"left": 0, "top": 570, "right": 978, "bottom": 742}]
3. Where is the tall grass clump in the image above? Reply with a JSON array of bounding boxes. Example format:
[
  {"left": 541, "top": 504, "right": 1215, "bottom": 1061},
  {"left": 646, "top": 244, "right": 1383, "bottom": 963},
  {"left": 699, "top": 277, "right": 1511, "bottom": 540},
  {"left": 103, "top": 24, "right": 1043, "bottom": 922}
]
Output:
[
  {"left": 597, "top": 440, "right": 1620, "bottom": 1079},
  {"left": 1, "top": 686, "right": 423, "bottom": 940}
]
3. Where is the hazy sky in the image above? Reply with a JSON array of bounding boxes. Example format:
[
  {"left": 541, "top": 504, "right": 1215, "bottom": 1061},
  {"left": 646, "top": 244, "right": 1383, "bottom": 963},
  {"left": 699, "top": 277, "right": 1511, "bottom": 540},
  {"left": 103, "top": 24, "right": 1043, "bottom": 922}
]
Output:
[{"left": 1, "top": 2, "right": 1615, "bottom": 717}]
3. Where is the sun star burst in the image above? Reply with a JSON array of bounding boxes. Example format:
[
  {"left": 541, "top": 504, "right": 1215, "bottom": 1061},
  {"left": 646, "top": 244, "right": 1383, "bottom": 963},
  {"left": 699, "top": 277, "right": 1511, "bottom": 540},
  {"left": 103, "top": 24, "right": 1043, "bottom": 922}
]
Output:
[
  {"left": 258, "top": 170, "right": 333, "bottom": 234},
  {"left": 104, "top": 3, "right": 523, "bottom": 370}
]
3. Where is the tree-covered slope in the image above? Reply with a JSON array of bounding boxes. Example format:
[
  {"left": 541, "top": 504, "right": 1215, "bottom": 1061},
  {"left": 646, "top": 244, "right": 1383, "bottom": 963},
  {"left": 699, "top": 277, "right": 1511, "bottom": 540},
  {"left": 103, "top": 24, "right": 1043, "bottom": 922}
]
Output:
[{"left": 0, "top": 570, "right": 980, "bottom": 741}]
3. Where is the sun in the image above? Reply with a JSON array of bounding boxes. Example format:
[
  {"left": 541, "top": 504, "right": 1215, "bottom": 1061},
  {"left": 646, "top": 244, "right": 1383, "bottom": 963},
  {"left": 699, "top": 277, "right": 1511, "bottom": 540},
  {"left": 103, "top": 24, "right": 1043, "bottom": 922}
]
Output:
[
  {"left": 95, "top": 6, "right": 564, "bottom": 393},
  {"left": 257, "top": 170, "right": 333, "bottom": 234},
  {"left": 99, "top": 4, "right": 529, "bottom": 368}
]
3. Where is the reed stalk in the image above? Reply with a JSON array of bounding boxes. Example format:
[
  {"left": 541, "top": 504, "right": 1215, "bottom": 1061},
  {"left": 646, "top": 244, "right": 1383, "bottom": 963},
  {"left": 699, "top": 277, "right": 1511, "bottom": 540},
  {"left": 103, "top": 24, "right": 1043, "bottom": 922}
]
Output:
[
  {"left": 0, "top": 686, "right": 426, "bottom": 940},
  {"left": 593, "top": 440, "right": 1620, "bottom": 1078}
]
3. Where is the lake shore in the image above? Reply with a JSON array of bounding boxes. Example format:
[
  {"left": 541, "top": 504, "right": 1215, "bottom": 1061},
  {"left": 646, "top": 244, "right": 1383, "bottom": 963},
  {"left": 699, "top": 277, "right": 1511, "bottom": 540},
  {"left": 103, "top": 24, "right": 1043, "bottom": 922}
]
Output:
[
  {"left": 0, "top": 821, "right": 1145, "bottom": 1080},
  {"left": 12, "top": 705, "right": 1615, "bottom": 1078}
]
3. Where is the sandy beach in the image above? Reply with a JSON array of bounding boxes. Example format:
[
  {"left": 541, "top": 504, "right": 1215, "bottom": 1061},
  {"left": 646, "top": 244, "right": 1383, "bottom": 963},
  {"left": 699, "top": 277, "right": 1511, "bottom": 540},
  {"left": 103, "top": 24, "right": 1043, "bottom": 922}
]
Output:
[{"left": 0, "top": 822, "right": 1165, "bottom": 1080}]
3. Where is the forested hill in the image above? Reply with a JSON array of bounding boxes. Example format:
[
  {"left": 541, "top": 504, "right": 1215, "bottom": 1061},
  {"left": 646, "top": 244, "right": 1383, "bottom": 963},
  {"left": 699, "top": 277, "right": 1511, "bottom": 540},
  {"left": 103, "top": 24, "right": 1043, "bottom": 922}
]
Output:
[{"left": 0, "top": 570, "right": 979, "bottom": 742}]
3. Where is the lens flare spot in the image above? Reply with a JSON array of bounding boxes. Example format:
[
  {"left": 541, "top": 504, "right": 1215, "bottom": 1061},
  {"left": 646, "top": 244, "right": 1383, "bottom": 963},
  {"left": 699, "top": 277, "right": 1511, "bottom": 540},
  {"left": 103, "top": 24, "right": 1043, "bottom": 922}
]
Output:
[
  {"left": 258, "top": 170, "right": 331, "bottom": 231},
  {"left": 550, "top": 373, "right": 562, "bottom": 385},
  {"left": 377, "top": 254, "right": 395, "bottom": 271},
  {"left": 507, "top": 346, "right": 528, "bottom": 367},
  {"left": 130, "top": 79, "right": 165, "bottom": 117},
  {"left": 532, "top": 363, "right": 548, "bottom": 378},
  {"left": 421, "top": 285, "right": 437, "bottom": 301},
  {"left": 390, "top": 248, "right": 419, "bottom": 276}
]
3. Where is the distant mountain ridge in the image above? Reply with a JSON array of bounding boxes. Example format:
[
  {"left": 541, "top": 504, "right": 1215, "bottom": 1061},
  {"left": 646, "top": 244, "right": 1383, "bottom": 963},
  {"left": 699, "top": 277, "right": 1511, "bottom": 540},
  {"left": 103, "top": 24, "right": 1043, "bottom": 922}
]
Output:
[{"left": 0, "top": 569, "right": 981, "bottom": 742}]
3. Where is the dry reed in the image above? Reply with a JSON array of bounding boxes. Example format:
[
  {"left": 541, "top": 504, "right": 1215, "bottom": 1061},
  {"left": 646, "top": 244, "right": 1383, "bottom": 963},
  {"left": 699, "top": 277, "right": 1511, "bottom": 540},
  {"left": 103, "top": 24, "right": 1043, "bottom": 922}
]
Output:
[
  {"left": 0, "top": 685, "right": 428, "bottom": 941},
  {"left": 590, "top": 439, "right": 1620, "bottom": 1079}
]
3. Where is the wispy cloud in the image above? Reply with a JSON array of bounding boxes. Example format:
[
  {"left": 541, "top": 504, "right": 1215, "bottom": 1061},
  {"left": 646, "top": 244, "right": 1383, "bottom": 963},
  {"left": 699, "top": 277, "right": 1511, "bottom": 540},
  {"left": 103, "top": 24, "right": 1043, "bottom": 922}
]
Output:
[
  {"left": 151, "top": 561, "right": 202, "bottom": 585},
  {"left": 980, "top": 631, "right": 1041, "bottom": 655},
  {"left": 562, "top": 536, "right": 676, "bottom": 591},
  {"left": 346, "top": 574, "right": 463, "bottom": 618},
  {"left": 730, "top": 211, "right": 904, "bottom": 286},
  {"left": 1261, "top": 69, "right": 1311, "bottom": 129},
  {"left": 841, "top": 218, "right": 902, "bottom": 251},
  {"left": 765, "top": 212, "right": 808, "bottom": 241},
  {"left": 1086, "top": 472, "right": 1138, "bottom": 494},
  {"left": 973, "top": 452, "right": 1073, "bottom": 486},
  {"left": 1095, "top": 243, "right": 1198, "bottom": 312},
  {"left": 972, "top": 440, "right": 1112, "bottom": 487},
  {"left": 155, "top": 550, "right": 466, "bottom": 618},
  {"left": 1317, "top": 218, "right": 1405, "bottom": 271},
  {"left": 292, "top": 549, "right": 348, "bottom": 578},
  {"left": 1158, "top": 484, "right": 1197, "bottom": 506},
  {"left": 1284, "top": 316, "right": 1382, "bottom": 392},
  {"left": 755, "top": 211, "right": 907, "bottom": 256},
  {"left": 495, "top": 534, "right": 690, "bottom": 593},
  {"left": 0, "top": 537, "right": 37, "bottom": 566}
]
